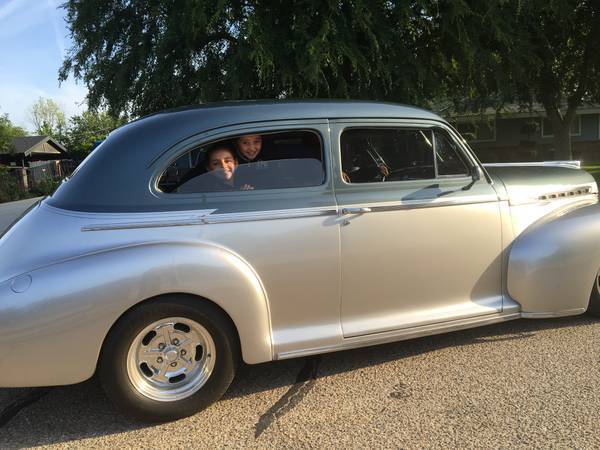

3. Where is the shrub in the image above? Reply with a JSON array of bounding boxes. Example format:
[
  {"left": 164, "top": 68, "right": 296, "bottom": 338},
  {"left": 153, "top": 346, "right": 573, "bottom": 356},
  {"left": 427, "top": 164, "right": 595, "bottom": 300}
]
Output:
[{"left": 0, "top": 167, "right": 21, "bottom": 203}]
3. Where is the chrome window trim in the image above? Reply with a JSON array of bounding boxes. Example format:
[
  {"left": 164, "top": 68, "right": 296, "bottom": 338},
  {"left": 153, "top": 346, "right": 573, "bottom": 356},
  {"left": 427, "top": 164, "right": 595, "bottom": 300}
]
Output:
[
  {"left": 334, "top": 120, "right": 485, "bottom": 187},
  {"left": 151, "top": 123, "right": 330, "bottom": 198}
]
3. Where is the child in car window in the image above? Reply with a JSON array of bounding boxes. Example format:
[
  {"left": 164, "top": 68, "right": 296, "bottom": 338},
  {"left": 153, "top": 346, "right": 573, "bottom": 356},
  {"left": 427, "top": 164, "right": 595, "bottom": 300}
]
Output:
[
  {"left": 178, "top": 144, "right": 253, "bottom": 192},
  {"left": 236, "top": 134, "right": 267, "bottom": 163}
]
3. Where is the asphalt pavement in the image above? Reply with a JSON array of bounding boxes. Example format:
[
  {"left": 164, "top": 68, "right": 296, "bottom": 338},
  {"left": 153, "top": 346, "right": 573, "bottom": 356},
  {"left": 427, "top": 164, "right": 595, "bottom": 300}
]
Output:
[
  {"left": 1, "top": 199, "right": 599, "bottom": 448},
  {"left": 0, "top": 197, "right": 42, "bottom": 232}
]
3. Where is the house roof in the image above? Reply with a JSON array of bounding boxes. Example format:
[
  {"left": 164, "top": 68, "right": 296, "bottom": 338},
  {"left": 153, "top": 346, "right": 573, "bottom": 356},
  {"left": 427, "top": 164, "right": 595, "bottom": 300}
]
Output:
[
  {"left": 450, "top": 103, "right": 600, "bottom": 121},
  {"left": 7, "top": 136, "right": 68, "bottom": 156}
]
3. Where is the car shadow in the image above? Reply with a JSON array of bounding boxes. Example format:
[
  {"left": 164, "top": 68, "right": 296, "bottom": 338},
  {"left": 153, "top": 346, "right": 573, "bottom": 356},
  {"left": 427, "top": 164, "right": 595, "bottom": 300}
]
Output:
[{"left": 0, "top": 315, "right": 596, "bottom": 447}]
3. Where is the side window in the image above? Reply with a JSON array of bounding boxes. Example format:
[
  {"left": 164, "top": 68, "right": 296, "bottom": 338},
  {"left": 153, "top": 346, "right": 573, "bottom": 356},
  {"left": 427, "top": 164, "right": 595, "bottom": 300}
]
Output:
[
  {"left": 158, "top": 130, "right": 324, "bottom": 193},
  {"left": 434, "top": 129, "right": 470, "bottom": 176},
  {"left": 340, "top": 127, "right": 472, "bottom": 183},
  {"left": 341, "top": 128, "right": 435, "bottom": 183}
]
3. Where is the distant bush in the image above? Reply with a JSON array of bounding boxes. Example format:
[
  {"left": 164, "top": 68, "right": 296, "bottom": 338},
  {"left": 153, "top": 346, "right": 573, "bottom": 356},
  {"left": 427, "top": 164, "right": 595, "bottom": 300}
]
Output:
[
  {"left": 28, "top": 177, "right": 61, "bottom": 197},
  {"left": 0, "top": 167, "right": 21, "bottom": 203}
]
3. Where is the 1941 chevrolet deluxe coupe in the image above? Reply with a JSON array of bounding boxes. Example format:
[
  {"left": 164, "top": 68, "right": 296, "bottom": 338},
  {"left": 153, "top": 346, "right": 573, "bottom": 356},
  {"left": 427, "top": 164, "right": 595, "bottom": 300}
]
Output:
[{"left": 1, "top": 101, "right": 600, "bottom": 421}]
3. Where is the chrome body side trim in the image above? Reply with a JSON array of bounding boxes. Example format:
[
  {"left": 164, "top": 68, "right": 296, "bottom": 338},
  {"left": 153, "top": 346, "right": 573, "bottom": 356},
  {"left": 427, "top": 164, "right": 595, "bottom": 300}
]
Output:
[
  {"left": 82, "top": 207, "right": 339, "bottom": 231},
  {"left": 360, "top": 195, "right": 498, "bottom": 213},
  {"left": 81, "top": 195, "right": 499, "bottom": 231},
  {"left": 484, "top": 161, "right": 581, "bottom": 169}
]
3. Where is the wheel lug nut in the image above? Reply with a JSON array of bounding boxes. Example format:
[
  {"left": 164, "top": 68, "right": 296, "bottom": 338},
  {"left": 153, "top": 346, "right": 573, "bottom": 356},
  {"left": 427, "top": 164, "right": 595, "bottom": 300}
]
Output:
[
  {"left": 172, "top": 338, "right": 179, "bottom": 346},
  {"left": 157, "top": 357, "right": 163, "bottom": 363},
  {"left": 170, "top": 362, "right": 177, "bottom": 367},
  {"left": 180, "top": 349, "right": 186, "bottom": 356},
  {"left": 158, "top": 343, "right": 165, "bottom": 350}
]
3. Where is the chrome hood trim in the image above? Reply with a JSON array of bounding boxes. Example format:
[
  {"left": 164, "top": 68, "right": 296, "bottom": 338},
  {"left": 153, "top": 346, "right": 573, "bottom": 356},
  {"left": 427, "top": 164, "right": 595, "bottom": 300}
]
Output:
[{"left": 485, "top": 164, "right": 597, "bottom": 206}]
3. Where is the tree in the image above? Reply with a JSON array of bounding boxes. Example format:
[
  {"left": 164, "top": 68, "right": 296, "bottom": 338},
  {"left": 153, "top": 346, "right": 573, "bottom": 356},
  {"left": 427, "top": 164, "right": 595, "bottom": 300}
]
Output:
[
  {"left": 0, "top": 113, "right": 26, "bottom": 153},
  {"left": 59, "top": 1, "right": 448, "bottom": 117},
  {"left": 440, "top": 0, "right": 600, "bottom": 160},
  {"left": 64, "top": 110, "right": 125, "bottom": 158},
  {"left": 29, "top": 97, "right": 67, "bottom": 141}
]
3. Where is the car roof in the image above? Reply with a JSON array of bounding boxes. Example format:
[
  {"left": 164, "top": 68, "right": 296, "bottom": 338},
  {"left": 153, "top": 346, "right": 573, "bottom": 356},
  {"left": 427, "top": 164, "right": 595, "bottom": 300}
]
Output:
[{"left": 48, "top": 100, "right": 447, "bottom": 212}]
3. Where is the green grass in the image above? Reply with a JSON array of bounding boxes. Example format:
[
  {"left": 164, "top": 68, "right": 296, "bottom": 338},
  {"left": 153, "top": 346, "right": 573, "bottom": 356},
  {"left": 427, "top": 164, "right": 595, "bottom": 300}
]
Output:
[{"left": 582, "top": 164, "right": 600, "bottom": 184}]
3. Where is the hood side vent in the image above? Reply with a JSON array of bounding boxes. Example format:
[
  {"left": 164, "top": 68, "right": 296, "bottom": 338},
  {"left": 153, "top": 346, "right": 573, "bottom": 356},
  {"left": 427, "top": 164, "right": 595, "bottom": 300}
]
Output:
[{"left": 538, "top": 186, "right": 591, "bottom": 201}]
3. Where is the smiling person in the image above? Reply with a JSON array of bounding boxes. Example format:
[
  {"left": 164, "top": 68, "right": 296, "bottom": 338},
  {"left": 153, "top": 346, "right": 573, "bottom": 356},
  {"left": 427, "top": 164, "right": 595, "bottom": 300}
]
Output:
[
  {"left": 178, "top": 144, "right": 253, "bottom": 192},
  {"left": 235, "top": 134, "right": 265, "bottom": 163}
]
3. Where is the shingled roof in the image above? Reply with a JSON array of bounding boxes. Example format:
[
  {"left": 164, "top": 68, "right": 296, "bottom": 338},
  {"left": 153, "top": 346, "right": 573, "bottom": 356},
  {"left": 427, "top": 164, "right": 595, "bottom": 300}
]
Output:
[{"left": 7, "top": 136, "right": 68, "bottom": 156}]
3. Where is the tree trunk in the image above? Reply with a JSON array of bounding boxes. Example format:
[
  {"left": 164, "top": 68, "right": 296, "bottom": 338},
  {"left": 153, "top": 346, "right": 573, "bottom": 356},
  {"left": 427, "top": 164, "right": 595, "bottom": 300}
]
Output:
[
  {"left": 552, "top": 121, "right": 572, "bottom": 160},
  {"left": 546, "top": 110, "right": 573, "bottom": 161}
]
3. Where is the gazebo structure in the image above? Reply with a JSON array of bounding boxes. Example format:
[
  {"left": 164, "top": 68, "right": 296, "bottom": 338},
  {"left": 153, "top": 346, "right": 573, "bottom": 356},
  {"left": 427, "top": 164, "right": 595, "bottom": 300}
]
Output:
[{"left": 0, "top": 136, "right": 70, "bottom": 191}]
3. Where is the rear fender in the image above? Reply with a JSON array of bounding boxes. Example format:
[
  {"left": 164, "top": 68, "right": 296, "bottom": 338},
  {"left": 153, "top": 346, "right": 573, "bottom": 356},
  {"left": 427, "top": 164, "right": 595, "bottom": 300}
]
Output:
[{"left": 0, "top": 241, "right": 271, "bottom": 387}]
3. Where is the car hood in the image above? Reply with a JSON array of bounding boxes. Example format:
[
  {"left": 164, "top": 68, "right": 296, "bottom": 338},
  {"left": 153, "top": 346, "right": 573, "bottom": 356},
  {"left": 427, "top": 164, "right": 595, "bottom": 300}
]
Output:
[{"left": 484, "top": 165, "right": 597, "bottom": 205}]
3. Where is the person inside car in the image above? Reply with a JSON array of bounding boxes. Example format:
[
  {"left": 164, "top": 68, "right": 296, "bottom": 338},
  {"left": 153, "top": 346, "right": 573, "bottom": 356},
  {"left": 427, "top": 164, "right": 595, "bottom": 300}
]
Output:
[
  {"left": 178, "top": 144, "right": 253, "bottom": 192},
  {"left": 236, "top": 134, "right": 268, "bottom": 163}
]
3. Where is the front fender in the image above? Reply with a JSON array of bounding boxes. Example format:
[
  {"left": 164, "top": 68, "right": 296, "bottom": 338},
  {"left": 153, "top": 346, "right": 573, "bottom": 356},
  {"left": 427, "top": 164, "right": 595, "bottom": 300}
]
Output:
[
  {"left": 507, "top": 201, "right": 600, "bottom": 316},
  {"left": 0, "top": 241, "right": 272, "bottom": 387}
]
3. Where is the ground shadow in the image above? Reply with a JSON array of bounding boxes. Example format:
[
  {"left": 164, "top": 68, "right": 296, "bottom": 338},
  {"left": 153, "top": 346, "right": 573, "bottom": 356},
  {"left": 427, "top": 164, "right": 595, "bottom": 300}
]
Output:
[{"left": 0, "top": 315, "right": 596, "bottom": 447}]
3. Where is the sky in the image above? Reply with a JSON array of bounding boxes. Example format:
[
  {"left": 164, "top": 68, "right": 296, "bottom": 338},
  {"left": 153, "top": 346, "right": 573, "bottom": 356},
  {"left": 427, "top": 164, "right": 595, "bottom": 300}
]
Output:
[{"left": 0, "top": 0, "right": 88, "bottom": 130}]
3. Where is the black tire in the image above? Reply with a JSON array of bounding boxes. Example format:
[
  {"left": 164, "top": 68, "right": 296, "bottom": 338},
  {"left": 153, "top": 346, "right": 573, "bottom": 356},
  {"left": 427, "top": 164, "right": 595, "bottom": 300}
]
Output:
[
  {"left": 588, "top": 275, "right": 600, "bottom": 317},
  {"left": 99, "top": 295, "right": 239, "bottom": 422}
]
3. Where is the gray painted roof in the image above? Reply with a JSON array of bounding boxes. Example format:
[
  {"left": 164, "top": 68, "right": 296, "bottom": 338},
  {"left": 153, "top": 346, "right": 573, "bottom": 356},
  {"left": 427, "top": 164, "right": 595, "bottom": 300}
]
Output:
[
  {"left": 8, "top": 136, "right": 67, "bottom": 155},
  {"left": 48, "top": 100, "right": 446, "bottom": 212}
]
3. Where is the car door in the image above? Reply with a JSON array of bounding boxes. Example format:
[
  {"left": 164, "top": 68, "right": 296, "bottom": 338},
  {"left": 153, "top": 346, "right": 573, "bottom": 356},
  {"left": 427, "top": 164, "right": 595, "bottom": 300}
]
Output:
[
  {"left": 153, "top": 120, "right": 342, "bottom": 355},
  {"left": 331, "top": 119, "right": 504, "bottom": 338}
]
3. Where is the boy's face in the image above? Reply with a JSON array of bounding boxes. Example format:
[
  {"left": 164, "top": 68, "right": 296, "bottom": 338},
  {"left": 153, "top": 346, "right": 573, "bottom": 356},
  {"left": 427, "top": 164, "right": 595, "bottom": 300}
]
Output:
[
  {"left": 207, "top": 148, "right": 237, "bottom": 180},
  {"left": 237, "top": 135, "right": 262, "bottom": 161}
]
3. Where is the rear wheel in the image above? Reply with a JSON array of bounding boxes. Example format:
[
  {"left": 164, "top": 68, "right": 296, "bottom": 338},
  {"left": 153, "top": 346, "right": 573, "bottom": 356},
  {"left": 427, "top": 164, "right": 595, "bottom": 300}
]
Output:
[
  {"left": 588, "top": 274, "right": 600, "bottom": 317},
  {"left": 99, "top": 296, "right": 239, "bottom": 422}
]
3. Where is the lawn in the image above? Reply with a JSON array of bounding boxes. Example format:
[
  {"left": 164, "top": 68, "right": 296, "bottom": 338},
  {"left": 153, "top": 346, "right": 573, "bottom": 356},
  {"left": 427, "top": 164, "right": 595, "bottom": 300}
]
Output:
[{"left": 583, "top": 164, "right": 600, "bottom": 184}]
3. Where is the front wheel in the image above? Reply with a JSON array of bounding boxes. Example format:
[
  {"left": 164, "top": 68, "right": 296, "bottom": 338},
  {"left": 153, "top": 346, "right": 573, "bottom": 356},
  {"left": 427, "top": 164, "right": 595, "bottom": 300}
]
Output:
[
  {"left": 99, "top": 296, "right": 239, "bottom": 422},
  {"left": 588, "top": 274, "right": 600, "bottom": 317}
]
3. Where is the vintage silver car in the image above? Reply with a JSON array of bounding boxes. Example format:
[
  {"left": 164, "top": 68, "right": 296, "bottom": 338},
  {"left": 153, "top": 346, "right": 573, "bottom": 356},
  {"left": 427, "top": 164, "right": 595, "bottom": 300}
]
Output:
[{"left": 1, "top": 101, "right": 599, "bottom": 421}]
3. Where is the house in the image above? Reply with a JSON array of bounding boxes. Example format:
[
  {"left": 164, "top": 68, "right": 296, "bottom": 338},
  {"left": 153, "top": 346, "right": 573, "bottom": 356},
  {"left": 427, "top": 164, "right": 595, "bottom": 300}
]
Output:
[
  {"left": 450, "top": 104, "right": 600, "bottom": 163},
  {"left": 0, "top": 136, "right": 71, "bottom": 191}
]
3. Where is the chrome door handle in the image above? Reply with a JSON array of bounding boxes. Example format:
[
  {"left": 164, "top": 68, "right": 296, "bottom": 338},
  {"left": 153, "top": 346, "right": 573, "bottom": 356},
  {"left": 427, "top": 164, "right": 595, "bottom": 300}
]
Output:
[{"left": 341, "top": 207, "right": 372, "bottom": 215}]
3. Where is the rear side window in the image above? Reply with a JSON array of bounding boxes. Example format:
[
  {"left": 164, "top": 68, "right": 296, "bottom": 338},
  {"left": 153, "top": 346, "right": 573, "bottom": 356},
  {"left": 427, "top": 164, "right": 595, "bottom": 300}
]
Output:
[
  {"left": 340, "top": 127, "right": 470, "bottom": 183},
  {"left": 158, "top": 130, "right": 324, "bottom": 193}
]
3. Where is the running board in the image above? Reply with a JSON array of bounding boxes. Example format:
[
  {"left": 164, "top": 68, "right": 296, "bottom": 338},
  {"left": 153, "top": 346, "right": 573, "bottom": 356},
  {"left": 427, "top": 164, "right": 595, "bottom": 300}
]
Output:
[{"left": 276, "top": 310, "right": 521, "bottom": 360}]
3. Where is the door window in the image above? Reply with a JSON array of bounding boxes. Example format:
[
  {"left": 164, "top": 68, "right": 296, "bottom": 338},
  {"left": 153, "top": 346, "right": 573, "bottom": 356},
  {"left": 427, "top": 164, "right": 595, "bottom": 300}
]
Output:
[
  {"left": 340, "top": 127, "right": 470, "bottom": 183},
  {"left": 158, "top": 130, "right": 324, "bottom": 193}
]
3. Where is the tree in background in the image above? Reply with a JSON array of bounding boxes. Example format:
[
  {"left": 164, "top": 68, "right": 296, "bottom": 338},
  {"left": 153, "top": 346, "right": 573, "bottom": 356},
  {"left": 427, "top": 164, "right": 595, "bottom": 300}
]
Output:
[
  {"left": 0, "top": 113, "right": 25, "bottom": 202},
  {"left": 0, "top": 113, "right": 26, "bottom": 153},
  {"left": 59, "top": 0, "right": 600, "bottom": 160},
  {"left": 64, "top": 110, "right": 125, "bottom": 158},
  {"left": 29, "top": 97, "right": 67, "bottom": 142},
  {"left": 422, "top": 0, "right": 600, "bottom": 160},
  {"left": 59, "top": 1, "right": 447, "bottom": 117}
]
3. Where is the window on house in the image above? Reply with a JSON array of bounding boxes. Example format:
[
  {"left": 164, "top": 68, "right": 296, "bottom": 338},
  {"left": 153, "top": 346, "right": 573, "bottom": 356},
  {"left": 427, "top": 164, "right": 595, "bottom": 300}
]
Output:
[
  {"left": 455, "top": 119, "right": 496, "bottom": 142},
  {"left": 541, "top": 116, "right": 581, "bottom": 137}
]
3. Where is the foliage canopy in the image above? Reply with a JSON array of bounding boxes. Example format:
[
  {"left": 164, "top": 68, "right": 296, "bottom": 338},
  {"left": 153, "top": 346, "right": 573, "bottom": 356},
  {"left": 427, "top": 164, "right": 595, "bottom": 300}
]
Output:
[
  {"left": 60, "top": 0, "right": 600, "bottom": 159},
  {"left": 0, "top": 113, "right": 26, "bottom": 154},
  {"left": 29, "top": 97, "right": 67, "bottom": 141},
  {"left": 60, "top": 1, "right": 455, "bottom": 117}
]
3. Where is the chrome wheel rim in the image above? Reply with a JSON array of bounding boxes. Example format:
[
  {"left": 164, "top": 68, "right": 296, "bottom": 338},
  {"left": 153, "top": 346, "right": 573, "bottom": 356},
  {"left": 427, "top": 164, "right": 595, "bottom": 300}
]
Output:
[{"left": 126, "top": 317, "right": 216, "bottom": 402}]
